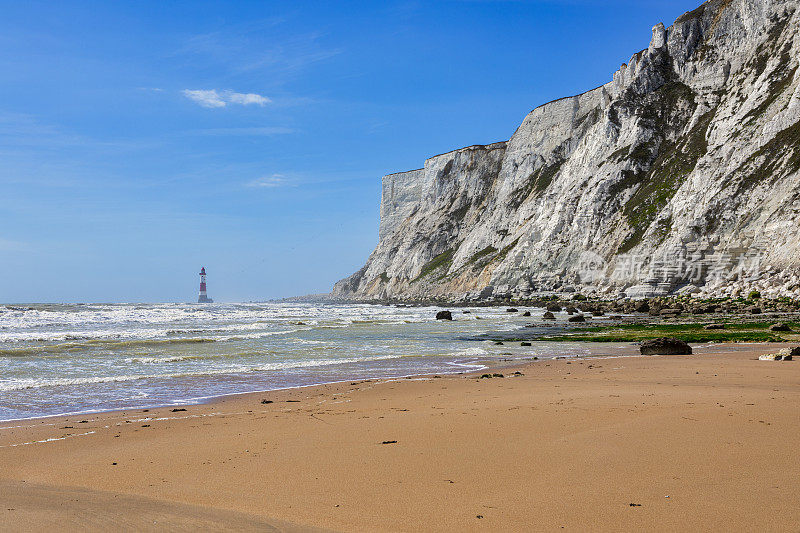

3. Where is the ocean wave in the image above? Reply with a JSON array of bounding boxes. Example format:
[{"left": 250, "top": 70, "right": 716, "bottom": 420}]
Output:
[
  {"left": 124, "top": 355, "right": 201, "bottom": 364},
  {"left": 0, "top": 337, "right": 218, "bottom": 357},
  {"left": 0, "top": 354, "right": 403, "bottom": 392}
]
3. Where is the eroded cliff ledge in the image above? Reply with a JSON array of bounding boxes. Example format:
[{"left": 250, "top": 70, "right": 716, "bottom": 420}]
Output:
[{"left": 335, "top": 0, "right": 800, "bottom": 301}]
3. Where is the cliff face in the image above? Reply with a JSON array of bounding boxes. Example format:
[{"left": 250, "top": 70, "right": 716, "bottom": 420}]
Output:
[{"left": 334, "top": 0, "right": 800, "bottom": 301}]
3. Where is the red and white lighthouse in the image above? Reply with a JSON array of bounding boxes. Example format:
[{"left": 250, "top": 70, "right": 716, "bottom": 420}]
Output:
[{"left": 198, "top": 267, "right": 213, "bottom": 303}]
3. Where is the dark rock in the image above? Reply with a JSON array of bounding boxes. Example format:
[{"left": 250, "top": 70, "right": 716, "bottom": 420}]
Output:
[
  {"left": 542, "top": 311, "right": 556, "bottom": 320},
  {"left": 565, "top": 306, "right": 578, "bottom": 315},
  {"left": 260, "top": 400, "right": 273, "bottom": 404},
  {"left": 660, "top": 308, "right": 682, "bottom": 316},
  {"left": 748, "top": 306, "right": 762, "bottom": 314},
  {"left": 568, "top": 315, "right": 586, "bottom": 323},
  {"left": 436, "top": 310, "right": 453, "bottom": 320},
  {"left": 521, "top": 342, "right": 531, "bottom": 347},
  {"left": 635, "top": 302, "right": 650, "bottom": 313},
  {"left": 494, "top": 341, "right": 504, "bottom": 345},
  {"left": 381, "top": 440, "right": 397, "bottom": 445},
  {"left": 462, "top": 310, "right": 471, "bottom": 314},
  {"left": 506, "top": 308, "right": 518, "bottom": 313},
  {"left": 592, "top": 311, "right": 605, "bottom": 317},
  {"left": 769, "top": 323, "right": 792, "bottom": 332},
  {"left": 171, "top": 408, "right": 187, "bottom": 412},
  {"left": 522, "top": 311, "right": 531, "bottom": 316},
  {"left": 704, "top": 324, "right": 725, "bottom": 330},
  {"left": 546, "top": 304, "right": 562, "bottom": 312},
  {"left": 640, "top": 337, "right": 692, "bottom": 356}
]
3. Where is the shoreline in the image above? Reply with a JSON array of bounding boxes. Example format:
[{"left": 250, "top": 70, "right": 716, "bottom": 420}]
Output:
[
  {"left": 0, "top": 340, "right": 775, "bottom": 425},
  {"left": 3, "top": 342, "right": 799, "bottom": 531}
]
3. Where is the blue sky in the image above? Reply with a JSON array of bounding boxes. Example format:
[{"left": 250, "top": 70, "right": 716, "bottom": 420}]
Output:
[{"left": 0, "top": 0, "right": 701, "bottom": 303}]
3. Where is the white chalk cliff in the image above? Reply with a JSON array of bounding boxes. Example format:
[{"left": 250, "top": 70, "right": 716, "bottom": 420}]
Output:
[{"left": 334, "top": 0, "right": 800, "bottom": 301}]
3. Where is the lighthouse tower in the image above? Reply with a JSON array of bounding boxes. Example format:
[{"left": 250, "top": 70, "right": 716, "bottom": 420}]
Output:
[{"left": 198, "top": 267, "right": 213, "bottom": 303}]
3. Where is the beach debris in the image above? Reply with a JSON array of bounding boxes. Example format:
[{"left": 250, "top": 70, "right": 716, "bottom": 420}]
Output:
[
  {"left": 476, "top": 515, "right": 484, "bottom": 519},
  {"left": 171, "top": 408, "right": 187, "bottom": 412},
  {"left": 513, "top": 371, "right": 524, "bottom": 376},
  {"left": 542, "top": 311, "right": 556, "bottom": 320},
  {"left": 759, "top": 347, "right": 798, "bottom": 361},
  {"left": 112, "top": 462, "right": 117, "bottom": 465},
  {"left": 381, "top": 440, "right": 397, "bottom": 445},
  {"left": 141, "top": 424, "right": 150, "bottom": 427},
  {"left": 629, "top": 503, "right": 642, "bottom": 507},
  {"left": 260, "top": 399, "right": 273, "bottom": 404},
  {"left": 704, "top": 324, "right": 725, "bottom": 330},
  {"left": 492, "top": 373, "right": 504, "bottom": 378},
  {"left": 480, "top": 374, "right": 492, "bottom": 379},
  {"left": 640, "top": 338, "right": 692, "bottom": 355},
  {"left": 436, "top": 310, "right": 453, "bottom": 321},
  {"left": 769, "top": 323, "right": 792, "bottom": 332},
  {"left": 568, "top": 315, "right": 586, "bottom": 323},
  {"left": 521, "top": 341, "right": 532, "bottom": 347},
  {"left": 286, "top": 400, "right": 300, "bottom": 402}
]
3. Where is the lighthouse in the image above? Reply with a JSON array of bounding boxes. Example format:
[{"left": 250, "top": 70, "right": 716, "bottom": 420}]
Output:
[{"left": 198, "top": 267, "right": 214, "bottom": 303}]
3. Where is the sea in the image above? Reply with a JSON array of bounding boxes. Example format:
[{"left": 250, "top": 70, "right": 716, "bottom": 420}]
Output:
[{"left": 0, "top": 302, "right": 596, "bottom": 421}]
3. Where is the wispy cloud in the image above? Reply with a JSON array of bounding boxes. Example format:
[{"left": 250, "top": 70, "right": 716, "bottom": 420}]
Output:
[
  {"left": 246, "top": 174, "right": 295, "bottom": 188},
  {"left": 182, "top": 89, "right": 271, "bottom": 109}
]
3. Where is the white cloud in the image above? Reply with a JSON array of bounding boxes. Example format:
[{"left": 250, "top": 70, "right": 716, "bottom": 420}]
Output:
[
  {"left": 226, "top": 92, "right": 270, "bottom": 106},
  {"left": 246, "top": 174, "right": 294, "bottom": 188},
  {"left": 182, "top": 89, "right": 227, "bottom": 108},
  {"left": 182, "top": 89, "right": 271, "bottom": 109}
]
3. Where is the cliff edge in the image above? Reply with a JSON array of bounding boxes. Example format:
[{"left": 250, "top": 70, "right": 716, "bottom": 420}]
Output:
[{"left": 334, "top": 0, "right": 800, "bottom": 301}]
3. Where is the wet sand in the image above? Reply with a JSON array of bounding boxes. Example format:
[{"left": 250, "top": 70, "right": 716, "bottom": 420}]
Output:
[{"left": 1, "top": 343, "right": 799, "bottom": 531}]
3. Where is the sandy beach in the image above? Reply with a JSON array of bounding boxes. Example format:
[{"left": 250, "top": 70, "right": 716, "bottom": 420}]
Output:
[{"left": 1, "top": 343, "right": 799, "bottom": 532}]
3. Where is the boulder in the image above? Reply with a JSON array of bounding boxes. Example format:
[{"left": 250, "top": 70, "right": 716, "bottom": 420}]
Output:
[
  {"left": 748, "top": 306, "right": 762, "bottom": 314},
  {"left": 660, "top": 308, "right": 682, "bottom": 316},
  {"left": 542, "top": 311, "right": 556, "bottom": 320},
  {"left": 634, "top": 302, "right": 650, "bottom": 313},
  {"left": 780, "top": 346, "right": 800, "bottom": 357},
  {"left": 522, "top": 311, "right": 531, "bottom": 317},
  {"left": 565, "top": 306, "right": 578, "bottom": 315},
  {"left": 769, "top": 323, "right": 792, "bottom": 332},
  {"left": 640, "top": 338, "right": 692, "bottom": 356},
  {"left": 568, "top": 315, "right": 586, "bottom": 323},
  {"left": 759, "top": 353, "right": 782, "bottom": 361},
  {"left": 546, "top": 304, "right": 562, "bottom": 312},
  {"left": 436, "top": 310, "right": 453, "bottom": 321}
]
